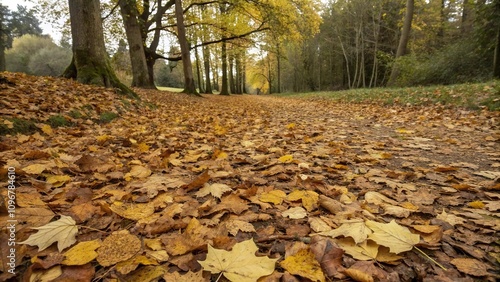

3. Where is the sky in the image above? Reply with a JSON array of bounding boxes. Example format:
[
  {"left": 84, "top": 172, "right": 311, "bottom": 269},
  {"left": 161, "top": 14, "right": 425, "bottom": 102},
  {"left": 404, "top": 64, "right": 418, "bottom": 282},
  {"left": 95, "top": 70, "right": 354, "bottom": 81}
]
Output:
[{"left": 1, "top": 0, "right": 61, "bottom": 43}]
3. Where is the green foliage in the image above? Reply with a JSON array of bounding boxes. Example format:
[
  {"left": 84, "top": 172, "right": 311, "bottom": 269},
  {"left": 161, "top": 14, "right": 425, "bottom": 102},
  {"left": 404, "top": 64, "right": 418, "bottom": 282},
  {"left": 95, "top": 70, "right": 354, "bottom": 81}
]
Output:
[
  {"left": 99, "top": 112, "right": 119, "bottom": 123},
  {"left": 393, "top": 40, "right": 491, "bottom": 86},
  {"left": 0, "top": 117, "right": 38, "bottom": 135},
  {"left": 275, "top": 80, "right": 500, "bottom": 111},
  {"left": 154, "top": 60, "right": 184, "bottom": 88},
  {"left": 6, "top": 34, "right": 71, "bottom": 76},
  {"left": 1, "top": 4, "right": 43, "bottom": 48},
  {"left": 68, "top": 110, "right": 83, "bottom": 119},
  {"left": 48, "top": 115, "right": 70, "bottom": 127}
]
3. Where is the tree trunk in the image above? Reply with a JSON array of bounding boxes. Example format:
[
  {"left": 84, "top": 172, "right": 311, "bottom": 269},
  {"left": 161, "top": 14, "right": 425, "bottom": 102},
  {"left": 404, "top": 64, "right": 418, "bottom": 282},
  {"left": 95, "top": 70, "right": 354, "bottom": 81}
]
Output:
[
  {"left": 194, "top": 46, "right": 204, "bottom": 93},
  {"left": 64, "top": 0, "right": 137, "bottom": 98},
  {"left": 202, "top": 45, "right": 212, "bottom": 93},
  {"left": 387, "top": 0, "right": 414, "bottom": 86},
  {"left": 276, "top": 44, "right": 281, "bottom": 93},
  {"left": 219, "top": 40, "right": 230, "bottom": 95},
  {"left": 0, "top": 7, "right": 6, "bottom": 72},
  {"left": 118, "top": 0, "right": 155, "bottom": 89},
  {"left": 494, "top": 28, "right": 500, "bottom": 79},
  {"left": 174, "top": 0, "right": 199, "bottom": 95},
  {"left": 229, "top": 52, "right": 236, "bottom": 94}
]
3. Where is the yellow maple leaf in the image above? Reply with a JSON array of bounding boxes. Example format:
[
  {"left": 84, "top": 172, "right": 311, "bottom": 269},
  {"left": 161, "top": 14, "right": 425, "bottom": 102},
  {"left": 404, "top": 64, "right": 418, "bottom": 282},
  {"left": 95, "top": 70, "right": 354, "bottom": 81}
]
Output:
[
  {"left": 280, "top": 248, "right": 325, "bottom": 282},
  {"left": 62, "top": 239, "right": 101, "bottom": 266},
  {"left": 195, "top": 183, "right": 232, "bottom": 199},
  {"left": 259, "top": 190, "right": 287, "bottom": 205},
  {"left": 287, "top": 190, "right": 319, "bottom": 211},
  {"left": 138, "top": 142, "right": 150, "bottom": 153},
  {"left": 468, "top": 200, "right": 485, "bottom": 209},
  {"left": 45, "top": 174, "right": 71, "bottom": 187},
  {"left": 199, "top": 239, "right": 277, "bottom": 282},
  {"left": 366, "top": 220, "right": 420, "bottom": 254},
  {"left": 110, "top": 201, "right": 155, "bottom": 221},
  {"left": 286, "top": 123, "right": 296, "bottom": 129},
  {"left": 23, "top": 163, "right": 49, "bottom": 174},
  {"left": 41, "top": 124, "right": 53, "bottom": 135},
  {"left": 278, "top": 154, "right": 294, "bottom": 163}
]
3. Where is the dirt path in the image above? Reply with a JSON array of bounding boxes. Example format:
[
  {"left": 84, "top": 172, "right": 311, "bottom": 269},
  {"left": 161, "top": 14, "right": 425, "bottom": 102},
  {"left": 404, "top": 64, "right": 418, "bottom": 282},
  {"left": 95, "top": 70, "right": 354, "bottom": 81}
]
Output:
[{"left": 1, "top": 79, "right": 499, "bottom": 281}]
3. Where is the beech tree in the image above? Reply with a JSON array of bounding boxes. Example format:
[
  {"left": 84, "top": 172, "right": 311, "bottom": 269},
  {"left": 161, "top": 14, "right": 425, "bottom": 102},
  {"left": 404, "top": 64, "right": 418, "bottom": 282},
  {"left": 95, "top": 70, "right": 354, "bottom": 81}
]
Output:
[
  {"left": 387, "top": 0, "right": 414, "bottom": 86},
  {"left": 63, "top": 0, "right": 137, "bottom": 98},
  {"left": 175, "top": 0, "right": 198, "bottom": 95}
]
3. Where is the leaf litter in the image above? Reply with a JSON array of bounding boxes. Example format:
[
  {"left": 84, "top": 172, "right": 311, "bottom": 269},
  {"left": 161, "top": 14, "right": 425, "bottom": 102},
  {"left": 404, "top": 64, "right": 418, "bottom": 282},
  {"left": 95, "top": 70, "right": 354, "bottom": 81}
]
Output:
[{"left": 0, "top": 72, "right": 499, "bottom": 281}]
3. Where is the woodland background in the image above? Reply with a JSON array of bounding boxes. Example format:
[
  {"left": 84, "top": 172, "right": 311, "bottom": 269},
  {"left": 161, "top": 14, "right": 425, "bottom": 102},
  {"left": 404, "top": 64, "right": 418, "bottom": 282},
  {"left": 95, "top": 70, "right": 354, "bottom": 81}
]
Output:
[{"left": 0, "top": 0, "right": 499, "bottom": 95}]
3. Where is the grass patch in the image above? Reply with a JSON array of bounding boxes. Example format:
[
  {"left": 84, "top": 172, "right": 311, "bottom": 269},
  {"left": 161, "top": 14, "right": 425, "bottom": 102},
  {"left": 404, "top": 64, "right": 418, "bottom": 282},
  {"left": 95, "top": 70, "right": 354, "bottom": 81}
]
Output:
[
  {"left": 48, "top": 115, "right": 71, "bottom": 127},
  {"left": 99, "top": 112, "right": 119, "bottom": 123},
  {"left": 68, "top": 110, "right": 83, "bottom": 119},
  {"left": 274, "top": 80, "right": 500, "bottom": 110},
  {"left": 0, "top": 117, "right": 38, "bottom": 135}
]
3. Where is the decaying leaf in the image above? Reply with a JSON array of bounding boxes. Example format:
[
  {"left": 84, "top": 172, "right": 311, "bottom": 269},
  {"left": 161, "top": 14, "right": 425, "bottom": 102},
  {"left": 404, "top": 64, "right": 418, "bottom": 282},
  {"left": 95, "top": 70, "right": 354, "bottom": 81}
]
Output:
[
  {"left": 259, "top": 190, "right": 287, "bottom": 205},
  {"left": 19, "top": 215, "right": 78, "bottom": 252},
  {"left": 450, "top": 258, "right": 490, "bottom": 276},
  {"left": 198, "top": 239, "right": 277, "bottom": 282},
  {"left": 96, "top": 230, "right": 141, "bottom": 266},
  {"left": 282, "top": 207, "right": 307, "bottom": 219}
]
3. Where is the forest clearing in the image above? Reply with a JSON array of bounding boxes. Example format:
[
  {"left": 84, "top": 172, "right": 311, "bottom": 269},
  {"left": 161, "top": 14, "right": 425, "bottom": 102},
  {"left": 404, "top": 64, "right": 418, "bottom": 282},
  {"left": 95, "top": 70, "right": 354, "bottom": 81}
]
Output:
[{"left": 1, "top": 72, "right": 499, "bottom": 281}]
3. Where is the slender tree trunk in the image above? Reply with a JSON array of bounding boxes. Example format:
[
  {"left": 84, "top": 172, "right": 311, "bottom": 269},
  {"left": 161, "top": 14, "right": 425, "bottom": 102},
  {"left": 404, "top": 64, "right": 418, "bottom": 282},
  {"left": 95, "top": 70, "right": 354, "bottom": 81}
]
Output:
[
  {"left": 387, "top": 0, "right": 414, "bottom": 86},
  {"left": 202, "top": 45, "right": 212, "bottom": 93},
  {"left": 494, "top": 28, "right": 500, "bottom": 79},
  {"left": 64, "top": 0, "right": 137, "bottom": 98},
  {"left": 0, "top": 8, "right": 5, "bottom": 72},
  {"left": 118, "top": 0, "right": 155, "bottom": 88},
  {"left": 229, "top": 52, "right": 236, "bottom": 93},
  {"left": 276, "top": 43, "right": 281, "bottom": 93},
  {"left": 220, "top": 39, "right": 229, "bottom": 95},
  {"left": 194, "top": 46, "right": 204, "bottom": 93},
  {"left": 174, "top": 0, "right": 199, "bottom": 95},
  {"left": 338, "top": 34, "right": 351, "bottom": 89}
]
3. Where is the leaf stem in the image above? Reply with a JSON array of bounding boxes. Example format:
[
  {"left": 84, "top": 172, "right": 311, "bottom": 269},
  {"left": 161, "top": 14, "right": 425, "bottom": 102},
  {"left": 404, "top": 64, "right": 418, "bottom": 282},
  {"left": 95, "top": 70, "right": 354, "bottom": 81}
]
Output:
[
  {"left": 215, "top": 272, "right": 223, "bottom": 282},
  {"left": 78, "top": 225, "right": 108, "bottom": 234},
  {"left": 414, "top": 246, "right": 447, "bottom": 270}
]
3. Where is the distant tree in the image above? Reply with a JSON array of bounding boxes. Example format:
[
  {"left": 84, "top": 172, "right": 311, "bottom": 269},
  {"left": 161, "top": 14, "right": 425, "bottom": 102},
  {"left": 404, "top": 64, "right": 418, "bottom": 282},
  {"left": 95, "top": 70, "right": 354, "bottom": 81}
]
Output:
[
  {"left": 387, "top": 0, "right": 414, "bottom": 86},
  {"left": 0, "top": 4, "right": 42, "bottom": 71},
  {"left": 5, "top": 34, "right": 56, "bottom": 73}
]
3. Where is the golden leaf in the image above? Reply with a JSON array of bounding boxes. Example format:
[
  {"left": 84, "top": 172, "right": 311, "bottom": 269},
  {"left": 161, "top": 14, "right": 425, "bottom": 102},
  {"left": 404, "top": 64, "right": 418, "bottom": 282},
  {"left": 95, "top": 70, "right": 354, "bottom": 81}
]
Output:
[
  {"left": 280, "top": 248, "right": 325, "bottom": 282},
  {"left": 62, "top": 239, "right": 101, "bottom": 266},
  {"left": 199, "top": 239, "right": 277, "bottom": 282}
]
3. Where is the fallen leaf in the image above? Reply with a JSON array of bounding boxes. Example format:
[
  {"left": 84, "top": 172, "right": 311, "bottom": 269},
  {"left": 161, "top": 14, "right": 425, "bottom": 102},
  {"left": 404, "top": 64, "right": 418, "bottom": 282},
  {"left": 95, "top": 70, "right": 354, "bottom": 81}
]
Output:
[
  {"left": 318, "top": 220, "right": 371, "bottom": 244},
  {"left": 278, "top": 154, "right": 294, "bottom": 163},
  {"left": 259, "top": 190, "right": 287, "bottom": 205},
  {"left": 195, "top": 183, "right": 233, "bottom": 199},
  {"left": 62, "top": 240, "right": 101, "bottom": 266},
  {"left": 450, "top": 258, "right": 490, "bottom": 276},
  {"left": 366, "top": 220, "right": 420, "bottom": 254},
  {"left": 280, "top": 248, "right": 325, "bottom": 282},
  {"left": 287, "top": 190, "right": 319, "bottom": 211},
  {"left": 96, "top": 230, "right": 141, "bottom": 266},
  {"left": 436, "top": 209, "right": 466, "bottom": 226},
  {"left": 198, "top": 239, "right": 277, "bottom": 282},
  {"left": 282, "top": 207, "right": 307, "bottom": 219},
  {"left": 19, "top": 215, "right": 78, "bottom": 252}
]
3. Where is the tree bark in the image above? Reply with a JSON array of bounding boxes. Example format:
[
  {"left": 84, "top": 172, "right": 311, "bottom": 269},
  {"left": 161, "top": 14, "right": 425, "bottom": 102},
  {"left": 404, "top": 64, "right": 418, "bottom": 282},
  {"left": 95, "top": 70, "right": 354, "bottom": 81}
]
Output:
[
  {"left": 202, "top": 45, "right": 213, "bottom": 93},
  {"left": 194, "top": 46, "right": 204, "bottom": 93},
  {"left": 387, "top": 0, "right": 414, "bottom": 86},
  {"left": 0, "top": 6, "right": 6, "bottom": 72},
  {"left": 219, "top": 39, "right": 230, "bottom": 95},
  {"left": 64, "top": 0, "right": 137, "bottom": 98},
  {"left": 494, "top": 28, "right": 500, "bottom": 79},
  {"left": 118, "top": 0, "right": 155, "bottom": 89},
  {"left": 174, "top": 0, "right": 199, "bottom": 95}
]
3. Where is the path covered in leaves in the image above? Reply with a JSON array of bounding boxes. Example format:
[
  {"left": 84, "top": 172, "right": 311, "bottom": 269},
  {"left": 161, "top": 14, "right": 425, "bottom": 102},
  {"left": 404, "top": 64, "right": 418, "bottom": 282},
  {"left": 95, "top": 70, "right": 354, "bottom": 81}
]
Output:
[{"left": 1, "top": 73, "right": 499, "bottom": 281}]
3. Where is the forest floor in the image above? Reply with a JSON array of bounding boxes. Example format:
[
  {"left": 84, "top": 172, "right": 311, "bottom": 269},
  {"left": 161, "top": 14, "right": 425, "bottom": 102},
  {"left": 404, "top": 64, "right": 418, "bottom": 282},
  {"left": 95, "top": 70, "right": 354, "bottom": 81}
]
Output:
[{"left": 0, "top": 72, "right": 499, "bottom": 282}]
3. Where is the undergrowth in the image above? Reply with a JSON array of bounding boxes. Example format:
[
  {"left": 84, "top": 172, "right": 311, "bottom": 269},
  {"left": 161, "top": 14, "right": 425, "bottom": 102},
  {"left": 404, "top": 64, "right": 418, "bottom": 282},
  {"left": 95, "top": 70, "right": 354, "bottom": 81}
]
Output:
[{"left": 275, "top": 80, "right": 500, "bottom": 110}]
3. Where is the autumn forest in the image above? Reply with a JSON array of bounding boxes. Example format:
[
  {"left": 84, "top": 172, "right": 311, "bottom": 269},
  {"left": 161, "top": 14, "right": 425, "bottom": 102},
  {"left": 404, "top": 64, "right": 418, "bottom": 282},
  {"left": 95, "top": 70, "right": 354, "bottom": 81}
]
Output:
[{"left": 0, "top": 0, "right": 499, "bottom": 281}]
